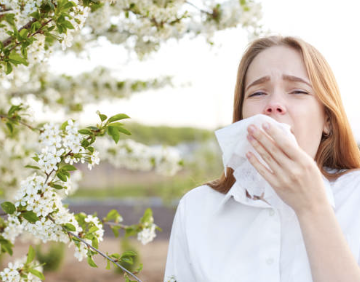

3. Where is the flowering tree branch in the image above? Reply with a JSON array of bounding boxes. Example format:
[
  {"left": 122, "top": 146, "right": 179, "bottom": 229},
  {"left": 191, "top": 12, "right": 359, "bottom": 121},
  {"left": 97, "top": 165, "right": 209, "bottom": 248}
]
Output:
[
  {"left": 49, "top": 215, "right": 144, "bottom": 282},
  {"left": 0, "top": 111, "right": 159, "bottom": 281}
]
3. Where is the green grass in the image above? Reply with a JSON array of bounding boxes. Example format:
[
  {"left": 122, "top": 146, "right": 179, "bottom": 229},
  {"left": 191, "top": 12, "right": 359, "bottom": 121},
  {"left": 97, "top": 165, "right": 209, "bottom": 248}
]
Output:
[
  {"left": 71, "top": 174, "right": 209, "bottom": 204},
  {"left": 120, "top": 122, "right": 214, "bottom": 146}
]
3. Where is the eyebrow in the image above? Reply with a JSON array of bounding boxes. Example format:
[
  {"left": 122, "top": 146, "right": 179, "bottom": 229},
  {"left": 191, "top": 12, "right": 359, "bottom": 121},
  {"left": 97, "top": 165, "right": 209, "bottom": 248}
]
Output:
[{"left": 245, "top": 74, "right": 312, "bottom": 91}]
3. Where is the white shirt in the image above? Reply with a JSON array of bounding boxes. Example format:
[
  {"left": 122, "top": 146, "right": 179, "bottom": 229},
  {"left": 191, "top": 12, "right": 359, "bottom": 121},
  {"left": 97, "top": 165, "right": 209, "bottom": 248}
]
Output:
[{"left": 164, "top": 169, "right": 360, "bottom": 282}]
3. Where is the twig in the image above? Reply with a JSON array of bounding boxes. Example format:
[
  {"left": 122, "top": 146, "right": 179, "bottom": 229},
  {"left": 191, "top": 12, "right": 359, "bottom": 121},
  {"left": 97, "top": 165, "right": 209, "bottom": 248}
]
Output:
[
  {"left": 0, "top": 114, "right": 35, "bottom": 131},
  {"left": 68, "top": 230, "right": 144, "bottom": 282},
  {"left": 185, "top": 1, "right": 213, "bottom": 15},
  {"left": 47, "top": 216, "right": 143, "bottom": 282},
  {"left": 2, "top": 19, "right": 37, "bottom": 48},
  {"left": 2, "top": 18, "right": 53, "bottom": 55},
  {"left": 103, "top": 221, "right": 128, "bottom": 229}
]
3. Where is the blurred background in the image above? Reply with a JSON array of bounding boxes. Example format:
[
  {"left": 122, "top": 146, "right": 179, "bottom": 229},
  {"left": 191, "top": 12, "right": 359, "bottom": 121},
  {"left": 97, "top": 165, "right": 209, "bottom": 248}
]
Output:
[{"left": 2, "top": 0, "right": 360, "bottom": 281}]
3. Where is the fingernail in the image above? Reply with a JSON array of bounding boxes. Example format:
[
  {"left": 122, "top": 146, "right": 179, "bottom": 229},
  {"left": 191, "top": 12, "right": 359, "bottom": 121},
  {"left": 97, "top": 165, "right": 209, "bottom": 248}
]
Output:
[
  {"left": 263, "top": 122, "right": 270, "bottom": 131},
  {"left": 247, "top": 134, "right": 254, "bottom": 141},
  {"left": 248, "top": 125, "right": 256, "bottom": 133}
]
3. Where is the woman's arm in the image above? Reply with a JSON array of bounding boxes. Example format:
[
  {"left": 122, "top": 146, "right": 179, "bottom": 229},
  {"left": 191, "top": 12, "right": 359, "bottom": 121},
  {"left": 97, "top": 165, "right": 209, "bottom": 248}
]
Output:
[
  {"left": 246, "top": 122, "right": 360, "bottom": 282},
  {"left": 296, "top": 202, "right": 360, "bottom": 282}
]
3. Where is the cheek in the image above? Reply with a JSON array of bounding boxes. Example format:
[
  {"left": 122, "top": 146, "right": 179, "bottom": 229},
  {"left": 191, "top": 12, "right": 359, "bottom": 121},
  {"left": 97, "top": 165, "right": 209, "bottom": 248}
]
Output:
[{"left": 242, "top": 101, "right": 264, "bottom": 119}]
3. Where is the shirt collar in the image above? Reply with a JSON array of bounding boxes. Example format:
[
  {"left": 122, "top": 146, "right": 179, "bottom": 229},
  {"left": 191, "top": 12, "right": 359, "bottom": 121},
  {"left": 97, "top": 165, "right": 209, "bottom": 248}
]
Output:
[{"left": 214, "top": 173, "right": 336, "bottom": 215}]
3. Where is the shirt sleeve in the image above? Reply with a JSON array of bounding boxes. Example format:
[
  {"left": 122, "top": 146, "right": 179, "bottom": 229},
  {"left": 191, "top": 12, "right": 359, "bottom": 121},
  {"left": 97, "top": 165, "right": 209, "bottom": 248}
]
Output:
[{"left": 163, "top": 198, "right": 196, "bottom": 282}]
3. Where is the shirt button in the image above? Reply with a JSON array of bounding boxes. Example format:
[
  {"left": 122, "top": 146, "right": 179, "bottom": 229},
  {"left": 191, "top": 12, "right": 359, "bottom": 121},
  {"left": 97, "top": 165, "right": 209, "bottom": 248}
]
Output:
[
  {"left": 269, "top": 209, "right": 275, "bottom": 216},
  {"left": 266, "top": 258, "right": 274, "bottom": 265}
]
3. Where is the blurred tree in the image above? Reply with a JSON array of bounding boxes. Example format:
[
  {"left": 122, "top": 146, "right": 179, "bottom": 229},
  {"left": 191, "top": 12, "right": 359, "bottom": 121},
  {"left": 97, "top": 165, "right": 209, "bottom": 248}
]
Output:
[{"left": 0, "top": 0, "right": 264, "bottom": 197}]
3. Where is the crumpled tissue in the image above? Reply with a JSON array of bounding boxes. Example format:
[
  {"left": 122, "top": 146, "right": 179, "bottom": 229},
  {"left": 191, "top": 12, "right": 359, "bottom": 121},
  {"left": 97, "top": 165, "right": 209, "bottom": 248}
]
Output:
[{"left": 214, "top": 114, "right": 335, "bottom": 210}]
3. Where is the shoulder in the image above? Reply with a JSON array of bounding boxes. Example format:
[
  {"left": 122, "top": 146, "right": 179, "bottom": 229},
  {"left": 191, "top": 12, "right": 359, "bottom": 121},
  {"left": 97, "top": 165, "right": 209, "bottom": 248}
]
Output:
[
  {"left": 330, "top": 169, "right": 360, "bottom": 203},
  {"left": 177, "top": 184, "right": 225, "bottom": 216},
  {"left": 332, "top": 168, "right": 360, "bottom": 187},
  {"left": 181, "top": 184, "right": 224, "bottom": 204}
]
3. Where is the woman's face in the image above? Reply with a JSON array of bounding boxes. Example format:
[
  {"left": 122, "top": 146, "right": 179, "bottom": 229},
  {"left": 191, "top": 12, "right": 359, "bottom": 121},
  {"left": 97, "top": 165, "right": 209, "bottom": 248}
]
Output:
[{"left": 242, "top": 45, "right": 329, "bottom": 159}]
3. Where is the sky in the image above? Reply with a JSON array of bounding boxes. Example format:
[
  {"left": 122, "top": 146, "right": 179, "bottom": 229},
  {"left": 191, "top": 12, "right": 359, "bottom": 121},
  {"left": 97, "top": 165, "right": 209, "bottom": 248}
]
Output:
[{"left": 45, "top": 0, "right": 360, "bottom": 142}]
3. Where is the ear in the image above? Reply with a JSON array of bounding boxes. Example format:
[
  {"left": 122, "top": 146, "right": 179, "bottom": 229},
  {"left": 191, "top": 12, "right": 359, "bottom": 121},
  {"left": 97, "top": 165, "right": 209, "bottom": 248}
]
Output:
[{"left": 323, "top": 113, "right": 331, "bottom": 135}]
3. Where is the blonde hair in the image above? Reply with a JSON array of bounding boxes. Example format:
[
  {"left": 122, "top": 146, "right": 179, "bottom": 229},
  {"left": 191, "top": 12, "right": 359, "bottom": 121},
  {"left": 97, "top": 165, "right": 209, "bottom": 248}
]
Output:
[{"left": 205, "top": 35, "right": 360, "bottom": 194}]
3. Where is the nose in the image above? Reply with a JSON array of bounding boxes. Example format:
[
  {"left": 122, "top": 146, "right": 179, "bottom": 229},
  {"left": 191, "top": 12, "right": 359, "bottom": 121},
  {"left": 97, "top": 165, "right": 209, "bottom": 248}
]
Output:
[{"left": 264, "top": 102, "right": 286, "bottom": 115}]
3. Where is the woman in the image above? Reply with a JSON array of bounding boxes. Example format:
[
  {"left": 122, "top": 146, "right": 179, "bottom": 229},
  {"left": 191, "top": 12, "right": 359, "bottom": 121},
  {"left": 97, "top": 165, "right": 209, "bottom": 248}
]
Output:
[{"left": 164, "top": 35, "right": 360, "bottom": 282}]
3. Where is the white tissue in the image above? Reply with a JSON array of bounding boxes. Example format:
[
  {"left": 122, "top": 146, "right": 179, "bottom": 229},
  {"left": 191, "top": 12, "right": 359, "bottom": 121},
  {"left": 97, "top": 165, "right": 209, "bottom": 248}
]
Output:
[
  {"left": 214, "top": 114, "right": 335, "bottom": 211},
  {"left": 215, "top": 114, "right": 298, "bottom": 208},
  {"left": 215, "top": 114, "right": 297, "bottom": 177}
]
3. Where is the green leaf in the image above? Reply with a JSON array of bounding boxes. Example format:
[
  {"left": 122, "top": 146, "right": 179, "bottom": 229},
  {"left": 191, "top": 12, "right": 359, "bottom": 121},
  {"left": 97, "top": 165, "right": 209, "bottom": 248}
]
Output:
[
  {"left": 5, "top": 122, "right": 13, "bottom": 134},
  {"left": 120, "top": 251, "right": 137, "bottom": 265},
  {"left": 29, "top": 268, "right": 45, "bottom": 280},
  {"left": 109, "top": 253, "right": 121, "bottom": 260},
  {"left": 118, "top": 127, "right": 131, "bottom": 136},
  {"left": 121, "top": 250, "right": 137, "bottom": 257},
  {"left": 26, "top": 245, "right": 35, "bottom": 264},
  {"left": 110, "top": 226, "right": 120, "bottom": 238},
  {"left": 29, "top": 11, "right": 41, "bottom": 20},
  {"left": 78, "top": 129, "right": 92, "bottom": 134},
  {"left": 91, "top": 237, "right": 98, "bottom": 249},
  {"left": 56, "top": 172, "right": 67, "bottom": 182},
  {"left": 121, "top": 256, "right": 133, "bottom": 265},
  {"left": 50, "top": 184, "right": 63, "bottom": 190},
  {"left": 9, "top": 53, "right": 28, "bottom": 66},
  {"left": 22, "top": 211, "right": 39, "bottom": 223},
  {"left": 25, "top": 165, "right": 40, "bottom": 170},
  {"left": 64, "top": 1, "right": 76, "bottom": 9},
  {"left": 87, "top": 146, "right": 94, "bottom": 153},
  {"left": 87, "top": 126, "right": 99, "bottom": 131},
  {"left": 88, "top": 226, "right": 99, "bottom": 234},
  {"left": 6, "top": 62, "right": 12, "bottom": 75},
  {"left": 98, "top": 112, "right": 107, "bottom": 122},
  {"left": 108, "top": 122, "right": 124, "bottom": 128},
  {"left": 19, "top": 28, "right": 28, "bottom": 38},
  {"left": 107, "top": 126, "right": 120, "bottom": 144},
  {"left": 87, "top": 255, "right": 98, "bottom": 268},
  {"left": 64, "top": 223, "right": 76, "bottom": 232},
  {"left": 107, "top": 114, "right": 130, "bottom": 123},
  {"left": 7, "top": 104, "right": 21, "bottom": 116},
  {"left": 125, "top": 227, "right": 138, "bottom": 237},
  {"left": 60, "top": 120, "right": 69, "bottom": 131},
  {"left": 81, "top": 139, "right": 90, "bottom": 147},
  {"left": 140, "top": 208, "right": 153, "bottom": 224},
  {"left": 32, "top": 155, "right": 40, "bottom": 162},
  {"left": 106, "top": 258, "right": 111, "bottom": 270},
  {"left": 62, "top": 164, "right": 77, "bottom": 171},
  {"left": 106, "top": 209, "right": 122, "bottom": 223},
  {"left": 0, "top": 239, "right": 13, "bottom": 255},
  {"left": 1, "top": 202, "right": 16, "bottom": 214},
  {"left": 135, "top": 263, "right": 143, "bottom": 273},
  {"left": 56, "top": 23, "right": 64, "bottom": 34},
  {"left": 63, "top": 20, "right": 75, "bottom": 29}
]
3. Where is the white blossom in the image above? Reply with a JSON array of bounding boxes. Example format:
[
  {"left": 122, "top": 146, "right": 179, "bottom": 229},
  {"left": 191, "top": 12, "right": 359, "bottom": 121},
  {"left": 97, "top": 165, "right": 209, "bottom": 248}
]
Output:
[
  {"left": 0, "top": 261, "right": 23, "bottom": 282},
  {"left": 71, "top": 238, "right": 92, "bottom": 262},
  {"left": 96, "top": 138, "right": 182, "bottom": 176},
  {"left": 137, "top": 223, "right": 157, "bottom": 245}
]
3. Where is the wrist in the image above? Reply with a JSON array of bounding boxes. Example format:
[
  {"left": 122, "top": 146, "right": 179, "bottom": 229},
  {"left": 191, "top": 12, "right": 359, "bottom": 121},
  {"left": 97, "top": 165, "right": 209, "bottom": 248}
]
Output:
[{"left": 295, "top": 200, "right": 333, "bottom": 222}]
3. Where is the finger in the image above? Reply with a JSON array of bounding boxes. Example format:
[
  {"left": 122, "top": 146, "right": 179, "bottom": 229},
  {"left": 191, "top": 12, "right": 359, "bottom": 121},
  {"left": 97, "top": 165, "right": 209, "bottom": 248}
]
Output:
[
  {"left": 247, "top": 133, "right": 282, "bottom": 174},
  {"left": 246, "top": 151, "right": 278, "bottom": 186},
  {"left": 261, "top": 122, "right": 301, "bottom": 161},
  {"left": 247, "top": 124, "right": 294, "bottom": 170}
]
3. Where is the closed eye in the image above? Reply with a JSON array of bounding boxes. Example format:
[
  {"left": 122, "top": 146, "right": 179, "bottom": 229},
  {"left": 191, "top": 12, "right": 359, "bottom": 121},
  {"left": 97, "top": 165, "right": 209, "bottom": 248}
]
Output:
[
  {"left": 248, "top": 91, "right": 266, "bottom": 97},
  {"left": 291, "top": 90, "right": 308, "bottom": 95}
]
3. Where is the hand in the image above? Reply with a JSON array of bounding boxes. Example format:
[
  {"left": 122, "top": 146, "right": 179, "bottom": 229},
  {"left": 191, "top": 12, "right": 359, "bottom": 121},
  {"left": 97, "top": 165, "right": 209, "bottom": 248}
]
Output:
[{"left": 246, "top": 122, "right": 329, "bottom": 215}]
